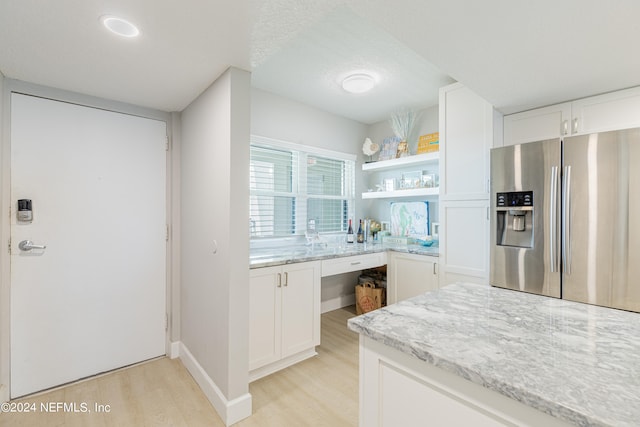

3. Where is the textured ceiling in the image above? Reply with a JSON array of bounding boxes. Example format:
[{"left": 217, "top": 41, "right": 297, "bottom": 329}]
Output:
[
  {"left": 251, "top": 7, "right": 453, "bottom": 124},
  {"left": 2, "top": 0, "right": 640, "bottom": 121}
]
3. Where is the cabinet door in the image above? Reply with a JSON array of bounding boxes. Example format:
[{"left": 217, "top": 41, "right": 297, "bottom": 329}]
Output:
[
  {"left": 439, "top": 83, "right": 493, "bottom": 200},
  {"left": 281, "top": 261, "right": 321, "bottom": 358},
  {"left": 572, "top": 86, "right": 640, "bottom": 135},
  {"left": 378, "top": 359, "right": 506, "bottom": 427},
  {"left": 249, "top": 266, "right": 282, "bottom": 370},
  {"left": 440, "top": 201, "right": 489, "bottom": 287},
  {"left": 388, "top": 253, "right": 438, "bottom": 304},
  {"left": 503, "top": 103, "right": 571, "bottom": 145}
]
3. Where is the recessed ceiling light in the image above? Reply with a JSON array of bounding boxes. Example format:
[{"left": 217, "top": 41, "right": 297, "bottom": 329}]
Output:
[
  {"left": 101, "top": 15, "right": 140, "bottom": 38},
  {"left": 342, "top": 73, "right": 376, "bottom": 94}
]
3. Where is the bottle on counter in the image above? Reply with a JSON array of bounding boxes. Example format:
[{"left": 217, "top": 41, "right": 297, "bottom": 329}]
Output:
[
  {"left": 357, "top": 219, "right": 364, "bottom": 243},
  {"left": 346, "top": 219, "right": 354, "bottom": 243},
  {"left": 364, "top": 219, "right": 370, "bottom": 242}
]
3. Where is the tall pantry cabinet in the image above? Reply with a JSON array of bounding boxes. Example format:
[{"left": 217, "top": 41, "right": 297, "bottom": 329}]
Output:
[{"left": 438, "top": 83, "right": 497, "bottom": 286}]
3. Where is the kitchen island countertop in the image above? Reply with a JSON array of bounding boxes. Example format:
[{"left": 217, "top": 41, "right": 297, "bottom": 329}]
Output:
[{"left": 348, "top": 282, "right": 640, "bottom": 427}]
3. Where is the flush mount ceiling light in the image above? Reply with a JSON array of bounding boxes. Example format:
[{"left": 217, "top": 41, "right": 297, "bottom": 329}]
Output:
[
  {"left": 101, "top": 15, "right": 140, "bottom": 38},
  {"left": 341, "top": 73, "right": 376, "bottom": 94}
]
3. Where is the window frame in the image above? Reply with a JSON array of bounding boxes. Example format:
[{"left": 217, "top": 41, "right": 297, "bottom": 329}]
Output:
[{"left": 250, "top": 135, "right": 356, "bottom": 239}]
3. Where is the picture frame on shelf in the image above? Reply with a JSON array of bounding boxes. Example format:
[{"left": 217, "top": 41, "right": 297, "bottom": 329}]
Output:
[
  {"left": 417, "top": 133, "right": 439, "bottom": 154},
  {"left": 400, "top": 171, "right": 421, "bottom": 189},
  {"left": 384, "top": 178, "right": 396, "bottom": 192},
  {"left": 378, "top": 136, "right": 402, "bottom": 161}
]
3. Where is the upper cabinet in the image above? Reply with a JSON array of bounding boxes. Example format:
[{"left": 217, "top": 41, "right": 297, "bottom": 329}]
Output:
[
  {"left": 361, "top": 153, "right": 439, "bottom": 200},
  {"left": 573, "top": 86, "right": 640, "bottom": 135},
  {"left": 503, "top": 86, "right": 640, "bottom": 146},
  {"left": 439, "top": 83, "right": 494, "bottom": 201},
  {"left": 503, "top": 103, "right": 571, "bottom": 145}
]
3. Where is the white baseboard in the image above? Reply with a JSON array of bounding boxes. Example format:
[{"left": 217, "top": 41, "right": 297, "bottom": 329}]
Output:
[
  {"left": 321, "top": 294, "right": 355, "bottom": 314},
  {"left": 249, "top": 348, "right": 317, "bottom": 382},
  {"left": 169, "top": 341, "right": 180, "bottom": 359},
  {"left": 179, "top": 342, "right": 252, "bottom": 426}
]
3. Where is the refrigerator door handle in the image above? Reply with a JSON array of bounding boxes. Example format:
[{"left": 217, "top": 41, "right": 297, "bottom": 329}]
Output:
[
  {"left": 550, "top": 166, "right": 558, "bottom": 272},
  {"left": 562, "top": 166, "right": 572, "bottom": 275}
]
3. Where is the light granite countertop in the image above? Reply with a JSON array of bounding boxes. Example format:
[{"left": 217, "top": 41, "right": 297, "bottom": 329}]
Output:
[
  {"left": 250, "top": 241, "right": 438, "bottom": 269},
  {"left": 347, "top": 282, "right": 640, "bottom": 427}
]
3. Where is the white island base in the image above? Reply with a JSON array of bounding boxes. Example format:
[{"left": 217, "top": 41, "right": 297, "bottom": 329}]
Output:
[{"left": 359, "top": 336, "right": 570, "bottom": 427}]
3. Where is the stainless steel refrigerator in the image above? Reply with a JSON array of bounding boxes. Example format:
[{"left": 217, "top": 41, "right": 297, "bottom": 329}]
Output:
[{"left": 490, "top": 128, "right": 640, "bottom": 312}]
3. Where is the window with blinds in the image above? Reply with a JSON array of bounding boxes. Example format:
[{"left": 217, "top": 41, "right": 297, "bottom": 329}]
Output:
[{"left": 250, "top": 139, "right": 355, "bottom": 238}]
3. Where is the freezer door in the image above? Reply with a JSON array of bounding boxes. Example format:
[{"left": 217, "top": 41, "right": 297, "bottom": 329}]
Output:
[
  {"left": 563, "top": 128, "right": 640, "bottom": 312},
  {"left": 490, "top": 139, "right": 561, "bottom": 297}
]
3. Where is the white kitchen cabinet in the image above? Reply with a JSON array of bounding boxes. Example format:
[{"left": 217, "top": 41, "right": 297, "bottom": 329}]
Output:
[
  {"left": 572, "top": 86, "right": 640, "bottom": 135},
  {"left": 503, "top": 86, "right": 640, "bottom": 146},
  {"left": 387, "top": 252, "right": 438, "bottom": 304},
  {"left": 361, "top": 152, "right": 439, "bottom": 200},
  {"left": 503, "top": 102, "right": 571, "bottom": 145},
  {"left": 438, "top": 83, "right": 493, "bottom": 287},
  {"left": 359, "top": 336, "right": 572, "bottom": 427},
  {"left": 249, "top": 260, "right": 320, "bottom": 381},
  {"left": 440, "top": 201, "right": 490, "bottom": 285},
  {"left": 439, "top": 83, "right": 493, "bottom": 201}
]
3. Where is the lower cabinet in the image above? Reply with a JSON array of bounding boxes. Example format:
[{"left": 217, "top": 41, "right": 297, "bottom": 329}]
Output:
[
  {"left": 249, "top": 261, "right": 320, "bottom": 381},
  {"left": 440, "top": 200, "right": 490, "bottom": 287},
  {"left": 387, "top": 252, "right": 438, "bottom": 305}
]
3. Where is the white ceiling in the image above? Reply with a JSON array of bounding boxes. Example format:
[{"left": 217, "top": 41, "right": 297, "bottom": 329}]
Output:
[
  {"left": 250, "top": 7, "right": 453, "bottom": 124},
  {"left": 2, "top": 0, "right": 640, "bottom": 123}
]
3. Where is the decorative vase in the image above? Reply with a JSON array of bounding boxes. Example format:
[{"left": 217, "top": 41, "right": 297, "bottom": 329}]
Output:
[{"left": 396, "top": 141, "right": 409, "bottom": 158}]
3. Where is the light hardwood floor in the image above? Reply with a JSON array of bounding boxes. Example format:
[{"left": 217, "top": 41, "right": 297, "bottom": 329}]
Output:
[{"left": 0, "top": 306, "right": 359, "bottom": 427}]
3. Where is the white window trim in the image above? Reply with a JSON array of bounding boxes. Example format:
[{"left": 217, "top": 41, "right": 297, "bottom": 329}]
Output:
[
  {"left": 251, "top": 135, "right": 357, "bottom": 162},
  {"left": 250, "top": 134, "right": 356, "bottom": 239}
]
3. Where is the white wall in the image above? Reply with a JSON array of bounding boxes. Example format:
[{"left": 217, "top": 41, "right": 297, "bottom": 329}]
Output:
[
  {"left": 367, "top": 105, "right": 439, "bottom": 155},
  {"left": 251, "top": 88, "right": 369, "bottom": 219},
  {"left": 180, "top": 67, "right": 251, "bottom": 425},
  {"left": 169, "top": 111, "right": 182, "bottom": 345},
  {"left": 0, "top": 71, "right": 8, "bottom": 403},
  {"left": 251, "top": 88, "right": 368, "bottom": 154},
  {"left": 364, "top": 105, "right": 440, "bottom": 224}
]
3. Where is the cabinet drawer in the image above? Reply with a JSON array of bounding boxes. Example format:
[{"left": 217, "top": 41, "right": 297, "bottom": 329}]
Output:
[{"left": 321, "top": 252, "right": 387, "bottom": 277}]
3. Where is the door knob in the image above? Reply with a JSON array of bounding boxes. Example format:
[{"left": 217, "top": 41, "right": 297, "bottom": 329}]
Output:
[{"left": 18, "top": 240, "right": 47, "bottom": 251}]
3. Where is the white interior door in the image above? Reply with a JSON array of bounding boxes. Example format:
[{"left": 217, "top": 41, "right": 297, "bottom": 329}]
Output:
[{"left": 10, "top": 93, "right": 167, "bottom": 398}]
